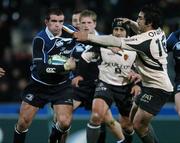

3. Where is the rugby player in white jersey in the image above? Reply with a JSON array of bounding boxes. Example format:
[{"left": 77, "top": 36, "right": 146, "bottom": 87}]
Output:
[
  {"left": 72, "top": 10, "right": 127, "bottom": 143},
  {"left": 74, "top": 4, "right": 173, "bottom": 143},
  {"left": 81, "top": 19, "right": 141, "bottom": 143}
]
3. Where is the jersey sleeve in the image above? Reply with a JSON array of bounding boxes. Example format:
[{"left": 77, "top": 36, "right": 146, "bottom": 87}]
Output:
[
  {"left": 167, "top": 30, "right": 180, "bottom": 52},
  {"left": 63, "top": 23, "right": 78, "bottom": 34}
]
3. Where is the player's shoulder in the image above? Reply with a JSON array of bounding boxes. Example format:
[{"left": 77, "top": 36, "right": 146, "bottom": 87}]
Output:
[
  {"left": 36, "top": 29, "right": 45, "bottom": 37},
  {"left": 33, "top": 29, "right": 48, "bottom": 42},
  {"left": 32, "top": 29, "right": 46, "bottom": 43}
]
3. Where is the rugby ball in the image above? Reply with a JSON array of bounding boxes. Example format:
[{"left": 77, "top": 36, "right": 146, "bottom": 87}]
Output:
[{"left": 48, "top": 54, "right": 67, "bottom": 65}]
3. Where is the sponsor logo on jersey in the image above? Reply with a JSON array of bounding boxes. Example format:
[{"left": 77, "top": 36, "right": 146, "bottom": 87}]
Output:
[
  {"left": 124, "top": 38, "right": 137, "bottom": 42},
  {"left": 46, "top": 67, "right": 56, "bottom": 73},
  {"left": 103, "top": 62, "right": 130, "bottom": 69},
  {"left": 55, "top": 38, "right": 73, "bottom": 48},
  {"left": 56, "top": 39, "right": 64, "bottom": 47},
  {"left": 148, "top": 29, "right": 162, "bottom": 37},
  {"left": 25, "top": 94, "right": 34, "bottom": 101}
]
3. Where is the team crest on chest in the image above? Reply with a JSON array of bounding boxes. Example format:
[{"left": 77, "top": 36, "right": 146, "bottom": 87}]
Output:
[
  {"left": 124, "top": 54, "right": 128, "bottom": 60},
  {"left": 55, "top": 39, "right": 64, "bottom": 47}
]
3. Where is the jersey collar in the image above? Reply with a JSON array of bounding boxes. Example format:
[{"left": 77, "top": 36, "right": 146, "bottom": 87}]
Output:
[{"left": 45, "top": 27, "right": 60, "bottom": 40}]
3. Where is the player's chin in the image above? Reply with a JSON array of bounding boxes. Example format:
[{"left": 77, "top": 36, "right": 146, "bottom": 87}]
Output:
[
  {"left": 83, "top": 29, "right": 90, "bottom": 33},
  {"left": 54, "top": 29, "right": 61, "bottom": 34}
]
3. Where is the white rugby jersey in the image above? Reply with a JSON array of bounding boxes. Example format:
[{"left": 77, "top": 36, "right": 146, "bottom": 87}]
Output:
[
  {"left": 88, "top": 28, "right": 173, "bottom": 92},
  {"left": 121, "top": 28, "right": 173, "bottom": 91},
  {"left": 81, "top": 45, "right": 137, "bottom": 86},
  {"left": 98, "top": 48, "right": 136, "bottom": 86}
]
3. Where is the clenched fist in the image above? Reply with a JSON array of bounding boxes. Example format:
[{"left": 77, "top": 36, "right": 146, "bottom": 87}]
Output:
[
  {"left": 73, "top": 31, "right": 89, "bottom": 42},
  {"left": 64, "top": 57, "right": 76, "bottom": 71}
]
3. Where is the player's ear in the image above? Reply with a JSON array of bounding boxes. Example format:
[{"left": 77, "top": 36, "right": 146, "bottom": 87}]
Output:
[
  {"left": 94, "top": 21, "right": 97, "bottom": 28},
  {"left": 45, "top": 19, "right": 48, "bottom": 25},
  {"left": 145, "top": 19, "right": 152, "bottom": 26}
]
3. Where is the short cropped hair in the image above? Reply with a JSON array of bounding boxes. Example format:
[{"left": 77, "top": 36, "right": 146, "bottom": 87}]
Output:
[
  {"left": 79, "top": 10, "right": 97, "bottom": 22},
  {"left": 45, "top": 7, "right": 64, "bottom": 20}
]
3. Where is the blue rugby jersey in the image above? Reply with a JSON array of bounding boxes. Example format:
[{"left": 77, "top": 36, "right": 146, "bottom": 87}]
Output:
[{"left": 31, "top": 25, "right": 80, "bottom": 85}]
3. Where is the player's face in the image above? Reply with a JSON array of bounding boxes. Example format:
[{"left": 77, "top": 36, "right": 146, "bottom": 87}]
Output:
[
  {"left": 136, "top": 11, "right": 147, "bottom": 33},
  {"left": 112, "top": 27, "right": 127, "bottom": 38},
  {"left": 80, "top": 16, "right": 96, "bottom": 34},
  {"left": 45, "top": 14, "right": 64, "bottom": 36},
  {"left": 72, "top": 13, "right": 80, "bottom": 30}
]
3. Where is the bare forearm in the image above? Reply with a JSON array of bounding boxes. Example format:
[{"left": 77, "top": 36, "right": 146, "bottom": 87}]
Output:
[
  {"left": 88, "top": 34, "right": 122, "bottom": 48},
  {"left": 129, "top": 20, "right": 140, "bottom": 34}
]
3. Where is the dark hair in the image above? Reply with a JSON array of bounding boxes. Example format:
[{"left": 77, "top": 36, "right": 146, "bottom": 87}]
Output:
[
  {"left": 73, "top": 9, "right": 83, "bottom": 15},
  {"left": 45, "top": 7, "right": 64, "bottom": 20},
  {"left": 141, "top": 4, "right": 162, "bottom": 29}
]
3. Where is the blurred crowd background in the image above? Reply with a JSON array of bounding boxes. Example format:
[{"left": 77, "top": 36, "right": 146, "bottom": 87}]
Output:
[{"left": 0, "top": 0, "right": 179, "bottom": 102}]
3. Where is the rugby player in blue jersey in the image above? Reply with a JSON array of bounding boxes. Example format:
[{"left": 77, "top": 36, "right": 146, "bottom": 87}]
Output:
[
  {"left": 13, "top": 7, "right": 78, "bottom": 143},
  {"left": 167, "top": 29, "right": 180, "bottom": 117}
]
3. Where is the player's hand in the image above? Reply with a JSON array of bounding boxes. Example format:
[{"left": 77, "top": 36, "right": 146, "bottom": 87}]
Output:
[
  {"left": 0, "top": 67, "right": 5, "bottom": 78},
  {"left": 114, "top": 17, "right": 131, "bottom": 25},
  {"left": 115, "top": 17, "right": 140, "bottom": 34},
  {"left": 128, "top": 71, "right": 142, "bottom": 84},
  {"left": 71, "top": 75, "right": 84, "bottom": 87},
  {"left": 73, "top": 32, "right": 88, "bottom": 41},
  {"left": 64, "top": 57, "right": 76, "bottom": 71},
  {"left": 131, "top": 85, "right": 141, "bottom": 96},
  {"left": 110, "top": 47, "right": 123, "bottom": 54}
]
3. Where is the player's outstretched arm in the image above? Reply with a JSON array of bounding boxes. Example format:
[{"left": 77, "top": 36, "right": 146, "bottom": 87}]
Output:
[{"left": 73, "top": 32, "right": 122, "bottom": 48}]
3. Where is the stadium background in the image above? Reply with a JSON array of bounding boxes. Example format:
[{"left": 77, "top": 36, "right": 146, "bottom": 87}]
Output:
[{"left": 0, "top": 0, "right": 179, "bottom": 143}]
